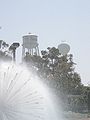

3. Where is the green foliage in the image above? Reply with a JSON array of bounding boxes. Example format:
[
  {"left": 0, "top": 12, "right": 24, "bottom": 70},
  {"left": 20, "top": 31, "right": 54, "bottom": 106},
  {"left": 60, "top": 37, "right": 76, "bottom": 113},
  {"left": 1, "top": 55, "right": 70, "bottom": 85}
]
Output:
[
  {"left": 0, "top": 40, "right": 12, "bottom": 61},
  {"left": 68, "top": 95, "right": 87, "bottom": 112},
  {"left": 24, "top": 46, "right": 89, "bottom": 112},
  {"left": 24, "top": 47, "right": 82, "bottom": 95}
]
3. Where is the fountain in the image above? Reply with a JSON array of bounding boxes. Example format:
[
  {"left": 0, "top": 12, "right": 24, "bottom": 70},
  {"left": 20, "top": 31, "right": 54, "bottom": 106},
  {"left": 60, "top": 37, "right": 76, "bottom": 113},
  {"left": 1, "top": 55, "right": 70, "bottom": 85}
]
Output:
[{"left": 0, "top": 62, "right": 62, "bottom": 120}]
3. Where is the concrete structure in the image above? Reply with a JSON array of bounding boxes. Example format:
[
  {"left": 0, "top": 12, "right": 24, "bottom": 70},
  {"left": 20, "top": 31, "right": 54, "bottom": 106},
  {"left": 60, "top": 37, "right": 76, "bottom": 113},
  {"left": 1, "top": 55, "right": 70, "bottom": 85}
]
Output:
[{"left": 22, "top": 33, "right": 39, "bottom": 58}]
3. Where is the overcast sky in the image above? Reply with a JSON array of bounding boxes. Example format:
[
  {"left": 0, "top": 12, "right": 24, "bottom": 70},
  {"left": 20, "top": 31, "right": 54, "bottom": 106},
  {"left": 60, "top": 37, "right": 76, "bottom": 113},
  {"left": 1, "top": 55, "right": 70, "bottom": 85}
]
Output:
[{"left": 0, "top": 0, "right": 90, "bottom": 85}]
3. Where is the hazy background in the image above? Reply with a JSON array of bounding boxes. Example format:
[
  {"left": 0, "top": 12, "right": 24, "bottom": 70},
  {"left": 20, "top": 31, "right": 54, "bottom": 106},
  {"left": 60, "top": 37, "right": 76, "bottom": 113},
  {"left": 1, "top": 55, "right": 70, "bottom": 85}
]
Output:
[{"left": 0, "top": 0, "right": 90, "bottom": 85}]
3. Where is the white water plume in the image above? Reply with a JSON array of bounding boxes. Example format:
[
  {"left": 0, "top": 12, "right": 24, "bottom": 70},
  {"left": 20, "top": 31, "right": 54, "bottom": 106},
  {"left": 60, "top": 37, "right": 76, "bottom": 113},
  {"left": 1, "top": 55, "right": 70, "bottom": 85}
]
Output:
[{"left": 0, "top": 62, "right": 62, "bottom": 120}]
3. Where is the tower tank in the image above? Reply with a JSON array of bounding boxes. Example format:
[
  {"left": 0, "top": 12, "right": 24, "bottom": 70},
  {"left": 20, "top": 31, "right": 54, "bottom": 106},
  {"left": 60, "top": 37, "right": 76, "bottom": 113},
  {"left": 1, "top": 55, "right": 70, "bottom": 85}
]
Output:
[
  {"left": 58, "top": 43, "right": 70, "bottom": 56},
  {"left": 22, "top": 33, "right": 39, "bottom": 58}
]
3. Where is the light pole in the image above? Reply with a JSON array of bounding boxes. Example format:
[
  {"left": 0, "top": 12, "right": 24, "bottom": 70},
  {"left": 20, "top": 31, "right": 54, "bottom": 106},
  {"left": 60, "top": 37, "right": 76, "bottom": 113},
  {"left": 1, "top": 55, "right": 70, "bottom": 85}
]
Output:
[{"left": 9, "top": 43, "right": 20, "bottom": 62}]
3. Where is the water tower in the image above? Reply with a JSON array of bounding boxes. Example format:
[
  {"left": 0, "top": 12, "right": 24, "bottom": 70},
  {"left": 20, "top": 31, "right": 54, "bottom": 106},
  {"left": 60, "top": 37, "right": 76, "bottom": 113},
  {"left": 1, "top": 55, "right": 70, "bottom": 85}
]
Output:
[
  {"left": 22, "top": 33, "right": 39, "bottom": 58},
  {"left": 58, "top": 43, "right": 70, "bottom": 55}
]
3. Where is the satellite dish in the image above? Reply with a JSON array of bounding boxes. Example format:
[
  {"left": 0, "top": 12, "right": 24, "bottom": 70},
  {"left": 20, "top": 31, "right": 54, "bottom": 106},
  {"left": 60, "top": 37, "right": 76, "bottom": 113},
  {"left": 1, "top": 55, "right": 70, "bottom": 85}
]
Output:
[{"left": 58, "top": 43, "right": 70, "bottom": 55}]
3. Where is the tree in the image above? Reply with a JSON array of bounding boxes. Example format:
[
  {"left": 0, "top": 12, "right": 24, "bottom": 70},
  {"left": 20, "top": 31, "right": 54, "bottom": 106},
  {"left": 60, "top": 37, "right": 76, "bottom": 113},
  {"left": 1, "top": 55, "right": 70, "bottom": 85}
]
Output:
[
  {"left": 24, "top": 47, "right": 82, "bottom": 95},
  {"left": 23, "top": 46, "right": 90, "bottom": 112},
  {"left": 0, "top": 40, "right": 12, "bottom": 61}
]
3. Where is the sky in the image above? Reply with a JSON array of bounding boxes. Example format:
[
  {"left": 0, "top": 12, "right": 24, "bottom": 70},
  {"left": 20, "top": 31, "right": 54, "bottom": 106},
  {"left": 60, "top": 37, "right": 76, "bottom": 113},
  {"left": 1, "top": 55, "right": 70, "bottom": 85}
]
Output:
[{"left": 0, "top": 0, "right": 90, "bottom": 85}]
